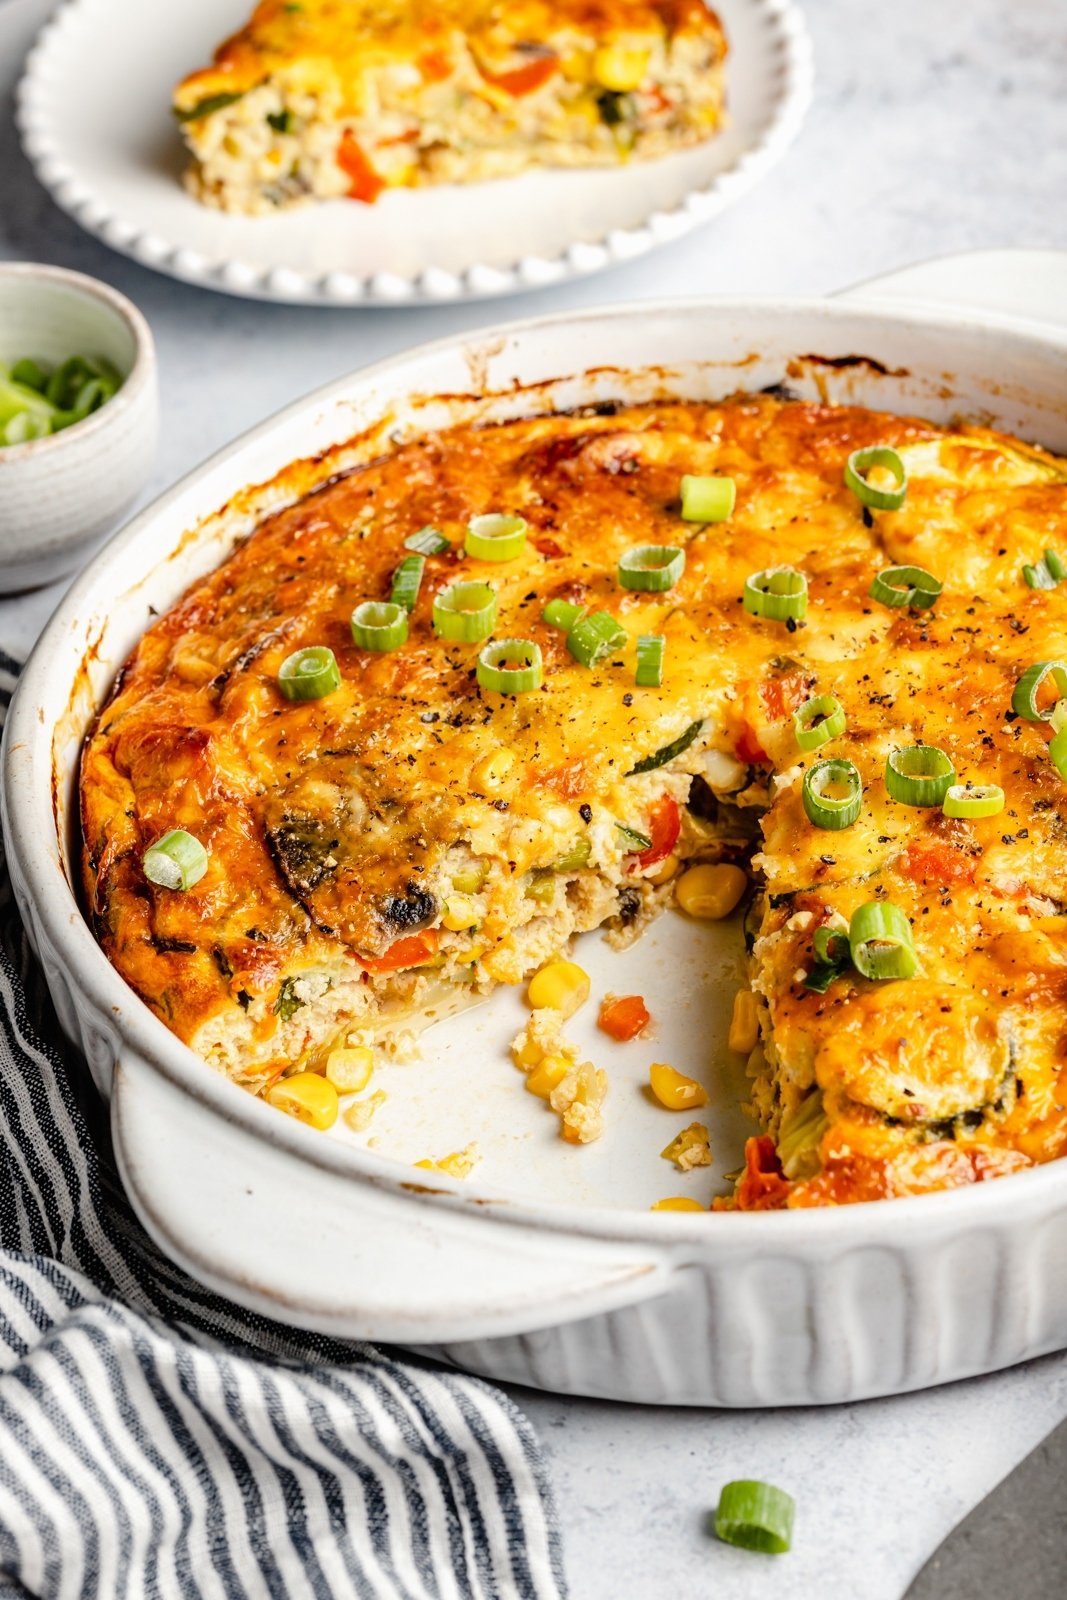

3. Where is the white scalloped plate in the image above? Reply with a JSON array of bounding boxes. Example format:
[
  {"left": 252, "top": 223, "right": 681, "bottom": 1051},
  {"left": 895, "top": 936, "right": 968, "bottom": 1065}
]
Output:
[{"left": 16, "top": 0, "right": 812, "bottom": 306}]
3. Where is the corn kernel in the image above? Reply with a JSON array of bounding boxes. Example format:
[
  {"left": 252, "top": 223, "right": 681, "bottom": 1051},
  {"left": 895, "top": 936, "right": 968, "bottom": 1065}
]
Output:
[
  {"left": 267, "top": 1072, "right": 339, "bottom": 1130},
  {"left": 728, "top": 989, "right": 760, "bottom": 1055},
  {"left": 526, "top": 1054, "right": 572, "bottom": 1099},
  {"left": 651, "top": 1196, "right": 706, "bottom": 1212},
  {"left": 592, "top": 44, "right": 650, "bottom": 91},
  {"left": 646, "top": 852, "right": 680, "bottom": 886},
  {"left": 442, "top": 894, "right": 480, "bottom": 931},
  {"left": 649, "top": 1061, "right": 709, "bottom": 1111},
  {"left": 325, "top": 1046, "right": 374, "bottom": 1093},
  {"left": 454, "top": 942, "right": 486, "bottom": 966},
  {"left": 675, "top": 863, "right": 748, "bottom": 920},
  {"left": 472, "top": 748, "right": 515, "bottom": 790},
  {"left": 513, "top": 1033, "right": 545, "bottom": 1070},
  {"left": 527, "top": 959, "right": 590, "bottom": 1018}
]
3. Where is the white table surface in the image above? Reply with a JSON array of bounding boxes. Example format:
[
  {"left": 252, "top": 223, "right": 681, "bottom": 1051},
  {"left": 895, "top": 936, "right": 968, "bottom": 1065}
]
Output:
[{"left": 3, "top": 1, "right": 1067, "bottom": 1594}]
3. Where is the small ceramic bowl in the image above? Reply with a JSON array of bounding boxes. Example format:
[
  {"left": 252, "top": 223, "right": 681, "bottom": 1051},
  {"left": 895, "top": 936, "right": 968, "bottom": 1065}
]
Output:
[{"left": 0, "top": 263, "right": 158, "bottom": 593}]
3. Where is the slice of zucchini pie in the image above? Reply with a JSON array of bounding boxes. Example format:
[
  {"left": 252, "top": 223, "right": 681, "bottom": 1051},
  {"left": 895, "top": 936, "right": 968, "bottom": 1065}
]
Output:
[
  {"left": 81, "top": 394, "right": 1067, "bottom": 1207},
  {"left": 172, "top": 0, "right": 728, "bottom": 213}
]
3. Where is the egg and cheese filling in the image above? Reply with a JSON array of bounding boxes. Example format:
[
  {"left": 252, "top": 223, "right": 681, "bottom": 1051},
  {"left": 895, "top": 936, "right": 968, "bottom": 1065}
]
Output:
[
  {"left": 171, "top": 0, "right": 728, "bottom": 213},
  {"left": 81, "top": 395, "right": 1067, "bottom": 1207}
]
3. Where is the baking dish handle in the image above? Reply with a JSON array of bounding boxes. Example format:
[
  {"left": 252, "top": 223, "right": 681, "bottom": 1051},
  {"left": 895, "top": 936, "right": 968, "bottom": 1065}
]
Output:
[
  {"left": 112, "top": 1052, "right": 672, "bottom": 1344},
  {"left": 834, "top": 248, "right": 1067, "bottom": 334}
]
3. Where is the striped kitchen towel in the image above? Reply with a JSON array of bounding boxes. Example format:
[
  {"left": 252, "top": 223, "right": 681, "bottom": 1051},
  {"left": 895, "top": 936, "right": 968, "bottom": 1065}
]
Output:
[{"left": 0, "top": 657, "right": 566, "bottom": 1600}]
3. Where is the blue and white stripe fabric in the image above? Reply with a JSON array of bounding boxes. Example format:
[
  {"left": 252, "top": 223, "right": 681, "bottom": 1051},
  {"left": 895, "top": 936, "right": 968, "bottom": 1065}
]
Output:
[{"left": 0, "top": 663, "right": 566, "bottom": 1600}]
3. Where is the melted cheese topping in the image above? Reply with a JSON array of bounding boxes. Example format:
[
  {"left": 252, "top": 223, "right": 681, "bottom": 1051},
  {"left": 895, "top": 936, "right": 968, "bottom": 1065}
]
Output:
[
  {"left": 81, "top": 395, "right": 1067, "bottom": 1204},
  {"left": 174, "top": 0, "right": 720, "bottom": 109}
]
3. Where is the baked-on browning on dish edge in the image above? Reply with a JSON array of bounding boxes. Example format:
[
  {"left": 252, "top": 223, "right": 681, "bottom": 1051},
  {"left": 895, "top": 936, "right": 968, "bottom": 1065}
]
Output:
[
  {"left": 81, "top": 394, "right": 1067, "bottom": 1207},
  {"left": 172, "top": 0, "right": 728, "bottom": 212}
]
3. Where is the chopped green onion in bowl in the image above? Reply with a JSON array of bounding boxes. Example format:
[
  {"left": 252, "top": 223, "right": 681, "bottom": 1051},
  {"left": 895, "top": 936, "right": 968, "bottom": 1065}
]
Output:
[{"left": 0, "top": 352, "right": 122, "bottom": 448}]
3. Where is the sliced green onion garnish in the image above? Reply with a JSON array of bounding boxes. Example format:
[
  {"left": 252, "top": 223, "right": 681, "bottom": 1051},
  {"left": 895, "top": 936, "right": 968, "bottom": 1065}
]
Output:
[
  {"left": 869, "top": 565, "right": 942, "bottom": 612},
  {"left": 793, "top": 694, "right": 845, "bottom": 751},
  {"left": 743, "top": 567, "right": 808, "bottom": 623},
  {"left": 813, "top": 926, "right": 850, "bottom": 965},
  {"left": 803, "top": 961, "right": 849, "bottom": 994},
  {"left": 465, "top": 513, "right": 527, "bottom": 562},
  {"left": 277, "top": 646, "right": 341, "bottom": 701},
  {"left": 542, "top": 599, "right": 586, "bottom": 631},
  {"left": 476, "top": 638, "right": 542, "bottom": 694},
  {"left": 885, "top": 745, "right": 955, "bottom": 807},
  {"left": 617, "top": 544, "right": 685, "bottom": 592},
  {"left": 390, "top": 554, "right": 425, "bottom": 613},
  {"left": 802, "top": 758, "right": 862, "bottom": 830},
  {"left": 143, "top": 829, "right": 208, "bottom": 892},
  {"left": 404, "top": 526, "right": 451, "bottom": 556},
  {"left": 567, "top": 610, "right": 627, "bottom": 668},
  {"left": 849, "top": 901, "right": 918, "bottom": 981},
  {"left": 635, "top": 634, "right": 665, "bottom": 688},
  {"left": 1011, "top": 660, "right": 1067, "bottom": 721},
  {"left": 351, "top": 600, "right": 408, "bottom": 652},
  {"left": 616, "top": 823, "right": 653, "bottom": 852},
  {"left": 1024, "top": 559, "right": 1056, "bottom": 590},
  {"left": 844, "top": 446, "right": 907, "bottom": 511},
  {"left": 432, "top": 580, "right": 497, "bottom": 642},
  {"left": 1022, "top": 549, "right": 1066, "bottom": 589},
  {"left": 942, "top": 782, "right": 1005, "bottom": 819},
  {"left": 713, "top": 1481, "right": 795, "bottom": 1555},
  {"left": 626, "top": 719, "right": 703, "bottom": 776},
  {"left": 1049, "top": 723, "right": 1067, "bottom": 779},
  {"left": 680, "top": 474, "right": 735, "bottom": 523}
]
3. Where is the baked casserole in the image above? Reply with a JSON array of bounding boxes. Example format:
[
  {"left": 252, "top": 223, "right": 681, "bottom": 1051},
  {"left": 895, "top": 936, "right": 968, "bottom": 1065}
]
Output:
[
  {"left": 171, "top": 0, "right": 729, "bottom": 212},
  {"left": 81, "top": 393, "right": 1067, "bottom": 1208}
]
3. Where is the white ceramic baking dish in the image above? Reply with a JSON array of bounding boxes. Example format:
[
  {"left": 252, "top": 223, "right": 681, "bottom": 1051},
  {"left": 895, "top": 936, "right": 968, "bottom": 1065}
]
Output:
[{"left": 6, "top": 278, "right": 1067, "bottom": 1407}]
